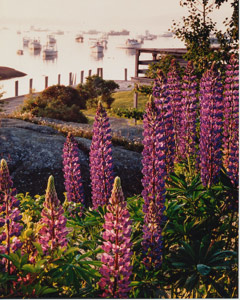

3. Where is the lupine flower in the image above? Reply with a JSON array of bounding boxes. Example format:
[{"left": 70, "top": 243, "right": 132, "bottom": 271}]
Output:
[
  {"left": 89, "top": 102, "right": 114, "bottom": 209},
  {"left": 141, "top": 97, "right": 166, "bottom": 269},
  {"left": 38, "top": 176, "right": 68, "bottom": 254},
  {"left": 0, "top": 159, "right": 23, "bottom": 272},
  {"left": 199, "top": 63, "right": 223, "bottom": 187},
  {"left": 223, "top": 54, "right": 239, "bottom": 186},
  {"left": 153, "top": 70, "right": 175, "bottom": 174},
  {"left": 62, "top": 132, "right": 85, "bottom": 216},
  {"left": 99, "top": 177, "right": 132, "bottom": 298},
  {"left": 166, "top": 59, "right": 182, "bottom": 160},
  {"left": 179, "top": 61, "right": 198, "bottom": 161}
]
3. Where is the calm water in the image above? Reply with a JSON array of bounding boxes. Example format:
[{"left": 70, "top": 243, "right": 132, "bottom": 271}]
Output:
[{"left": 0, "top": 28, "right": 184, "bottom": 98}]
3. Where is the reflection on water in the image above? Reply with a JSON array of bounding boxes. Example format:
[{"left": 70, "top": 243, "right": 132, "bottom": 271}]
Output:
[
  {"left": 29, "top": 48, "right": 41, "bottom": 56},
  {"left": 90, "top": 51, "right": 104, "bottom": 61},
  {"left": 125, "top": 48, "right": 136, "bottom": 56}
]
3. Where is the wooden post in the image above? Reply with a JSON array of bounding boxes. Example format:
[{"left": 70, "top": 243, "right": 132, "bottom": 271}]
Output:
[
  {"left": 81, "top": 70, "right": 84, "bottom": 83},
  {"left": 135, "top": 49, "right": 140, "bottom": 77},
  {"left": 152, "top": 53, "right": 157, "bottom": 60},
  {"left": 124, "top": 68, "right": 127, "bottom": 81},
  {"left": 29, "top": 78, "right": 33, "bottom": 93},
  {"left": 74, "top": 73, "right": 77, "bottom": 85},
  {"left": 133, "top": 91, "right": 138, "bottom": 109},
  {"left": 15, "top": 81, "right": 18, "bottom": 97},
  {"left": 100, "top": 68, "right": 103, "bottom": 78},
  {"left": 58, "top": 74, "right": 61, "bottom": 85},
  {"left": 88, "top": 69, "right": 92, "bottom": 77},
  {"left": 45, "top": 76, "right": 48, "bottom": 89},
  {"left": 97, "top": 68, "right": 100, "bottom": 76},
  {"left": 69, "top": 72, "right": 72, "bottom": 85}
]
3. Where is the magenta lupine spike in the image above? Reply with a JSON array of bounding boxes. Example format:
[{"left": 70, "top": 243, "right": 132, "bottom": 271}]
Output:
[
  {"left": 89, "top": 102, "right": 114, "bottom": 209},
  {"left": 153, "top": 70, "right": 175, "bottom": 174},
  {"left": 0, "top": 159, "right": 23, "bottom": 272},
  {"left": 38, "top": 176, "right": 68, "bottom": 254},
  {"left": 62, "top": 132, "right": 85, "bottom": 216},
  {"left": 179, "top": 61, "right": 198, "bottom": 160},
  {"left": 223, "top": 54, "right": 239, "bottom": 186},
  {"left": 167, "top": 59, "right": 182, "bottom": 160},
  {"left": 99, "top": 177, "right": 132, "bottom": 298},
  {"left": 141, "top": 98, "right": 166, "bottom": 269},
  {"left": 199, "top": 63, "right": 223, "bottom": 187}
]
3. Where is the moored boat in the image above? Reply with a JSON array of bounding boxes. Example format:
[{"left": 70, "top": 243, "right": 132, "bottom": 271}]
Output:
[
  {"left": 42, "top": 44, "right": 58, "bottom": 59},
  {"left": 28, "top": 39, "right": 42, "bottom": 50}
]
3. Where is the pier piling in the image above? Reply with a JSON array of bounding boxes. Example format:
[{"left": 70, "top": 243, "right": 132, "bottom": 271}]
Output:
[
  {"left": 29, "top": 78, "right": 33, "bottom": 93},
  {"left": 15, "top": 81, "right": 18, "bottom": 97},
  {"left": 45, "top": 76, "right": 48, "bottom": 89},
  {"left": 80, "top": 71, "right": 84, "bottom": 83},
  {"left": 58, "top": 74, "right": 61, "bottom": 85},
  {"left": 124, "top": 68, "right": 127, "bottom": 81}
]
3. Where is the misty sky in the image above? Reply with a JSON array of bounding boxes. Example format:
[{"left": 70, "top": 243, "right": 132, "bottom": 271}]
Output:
[{"left": 0, "top": 0, "right": 233, "bottom": 33}]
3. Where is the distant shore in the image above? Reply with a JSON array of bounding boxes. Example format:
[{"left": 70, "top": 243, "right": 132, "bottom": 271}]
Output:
[{"left": 0, "top": 67, "right": 26, "bottom": 80}]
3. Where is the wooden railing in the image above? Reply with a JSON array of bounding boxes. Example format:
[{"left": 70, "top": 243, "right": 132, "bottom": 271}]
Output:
[{"left": 131, "top": 48, "right": 187, "bottom": 84}]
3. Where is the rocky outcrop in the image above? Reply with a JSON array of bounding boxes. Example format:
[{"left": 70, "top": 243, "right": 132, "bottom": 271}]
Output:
[{"left": 0, "top": 118, "right": 143, "bottom": 203}]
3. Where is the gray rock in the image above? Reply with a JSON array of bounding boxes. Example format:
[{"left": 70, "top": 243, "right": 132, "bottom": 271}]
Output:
[{"left": 0, "top": 118, "right": 143, "bottom": 203}]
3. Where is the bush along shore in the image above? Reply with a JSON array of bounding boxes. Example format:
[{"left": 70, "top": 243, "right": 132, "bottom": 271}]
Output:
[{"left": 0, "top": 56, "right": 238, "bottom": 298}]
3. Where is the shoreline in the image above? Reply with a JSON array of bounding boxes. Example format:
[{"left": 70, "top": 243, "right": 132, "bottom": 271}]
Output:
[{"left": 0, "top": 67, "right": 27, "bottom": 80}]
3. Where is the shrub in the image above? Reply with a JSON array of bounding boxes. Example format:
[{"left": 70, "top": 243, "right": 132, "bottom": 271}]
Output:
[{"left": 21, "top": 85, "right": 88, "bottom": 123}]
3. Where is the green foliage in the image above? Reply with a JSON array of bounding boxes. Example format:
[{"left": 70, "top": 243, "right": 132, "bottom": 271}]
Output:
[
  {"left": 20, "top": 85, "right": 88, "bottom": 123},
  {"left": 76, "top": 75, "right": 119, "bottom": 109},
  {"left": 111, "top": 107, "right": 144, "bottom": 120}
]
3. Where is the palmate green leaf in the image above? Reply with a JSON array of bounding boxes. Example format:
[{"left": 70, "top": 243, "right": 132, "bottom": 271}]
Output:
[
  {"left": 78, "top": 260, "right": 102, "bottom": 267},
  {"left": 185, "top": 273, "right": 199, "bottom": 291},
  {"left": 22, "top": 264, "right": 36, "bottom": 273},
  {"left": 32, "top": 242, "right": 43, "bottom": 255},
  {"left": 65, "top": 247, "right": 81, "bottom": 256},
  {"left": 41, "top": 287, "right": 57, "bottom": 295},
  {"left": 197, "top": 264, "right": 211, "bottom": 275}
]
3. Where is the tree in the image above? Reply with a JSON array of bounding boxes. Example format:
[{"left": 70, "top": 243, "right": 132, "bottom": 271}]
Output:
[{"left": 172, "top": 0, "right": 238, "bottom": 76}]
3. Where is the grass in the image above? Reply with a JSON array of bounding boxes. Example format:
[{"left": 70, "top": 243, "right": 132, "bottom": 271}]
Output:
[{"left": 83, "top": 90, "right": 149, "bottom": 119}]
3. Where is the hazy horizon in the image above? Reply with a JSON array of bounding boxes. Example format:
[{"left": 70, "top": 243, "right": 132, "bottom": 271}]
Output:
[{"left": 0, "top": 0, "right": 233, "bottom": 34}]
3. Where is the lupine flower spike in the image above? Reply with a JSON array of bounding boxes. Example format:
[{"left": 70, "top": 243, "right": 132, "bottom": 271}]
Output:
[
  {"left": 99, "top": 177, "right": 132, "bottom": 298},
  {"left": 141, "top": 97, "right": 166, "bottom": 269},
  {"left": 0, "top": 159, "right": 23, "bottom": 273},
  {"left": 223, "top": 54, "right": 239, "bottom": 186},
  {"left": 62, "top": 132, "right": 85, "bottom": 216},
  {"left": 38, "top": 176, "right": 68, "bottom": 254},
  {"left": 199, "top": 63, "right": 223, "bottom": 187},
  {"left": 89, "top": 101, "right": 114, "bottom": 209},
  {"left": 166, "top": 59, "right": 182, "bottom": 161},
  {"left": 153, "top": 70, "right": 175, "bottom": 174},
  {"left": 179, "top": 61, "right": 198, "bottom": 162}
]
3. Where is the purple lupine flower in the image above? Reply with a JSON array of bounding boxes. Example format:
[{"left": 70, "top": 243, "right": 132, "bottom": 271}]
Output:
[
  {"left": 167, "top": 59, "right": 182, "bottom": 161},
  {"left": 153, "top": 70, "right": 175, "bottom": 174},
  {"left": 38, "top": 175, "right": 68, "bottom": 254},
  {"left": 99, "top": 177, "right": 132, "bottom": 298},
  {"left": 223, "top": 54, "right": 239, "bottom": 186},
  {"left": 62, "top": 132, "right": 85, "bottom": 216},
  {"left": 179, "top": 61, "right": 198, "bottom": 161},
  {"left": 199, "top": 63, "right": 223, "bottom": 187},
  {"left": 89, "top": 101, "right": 114, "bottom": 209},
  {"left": 141, "top": 97, "right": 166, "bottom": 269},
  {"left": 0, "top": 159, "right": 23, "bottom": 272}
]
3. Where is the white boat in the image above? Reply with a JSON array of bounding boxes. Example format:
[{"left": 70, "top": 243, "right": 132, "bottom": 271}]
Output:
[
  {"left": 23, "top": 37, "right": 30, "bottom": 46},
  {"left": 47, "top": 35, "right": 56, "bottom": 44},
  {"left": 42, "top": 45, "right": 58, "bottom": 58},
  {"left": 125, "top": 39, "right": 142, "bottom": 47},
  {"left": 28, "top": 39, "right": 42, "bottom": 50},
  {"left": 90, "top": 42, "right": 104, "bottom": 53}
]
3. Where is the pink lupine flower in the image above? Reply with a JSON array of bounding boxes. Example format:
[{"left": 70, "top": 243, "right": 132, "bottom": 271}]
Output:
[
  {"left": 89, "top": 101, "right": 114, "bottom": 209},
  {"left": 38, "top": 175, "right": 68, "bottom": 254},
  {"left": 99, "top": 177, "right": 132, "bottom": 298}
]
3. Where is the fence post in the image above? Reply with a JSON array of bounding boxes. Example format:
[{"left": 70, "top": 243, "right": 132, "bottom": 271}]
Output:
[
  {"left": 88, "top": 69, "right": 92, "bottom": 77},
  {"left": 97, "top": 68, "right": 100, "bottom": 77},
  {"left": 15, "top": 81, "right": 18, "bottom": 97},
  {"left": 124, "top": 68, "right": 128, "bottom": 81},
  {"left": 58, "top": 74, "right": 61, "bottom": 85},
  {"left": 69, "top": 72, "right": 72, "bottom": 85},
  {"left": 133, "top": 91, "right": 138, "bottom": 109},
  {"left": 29, "top": 78, "right": 33, "bottom": 93},
  {"left": 81, "top": 70, "right": 84, "bottom": 83},
  {"left": 100, "top": 68, "right": 103, "bottom": 78},
  {"left": 45, "top": 76, "right": 48, "bottom": 89}
]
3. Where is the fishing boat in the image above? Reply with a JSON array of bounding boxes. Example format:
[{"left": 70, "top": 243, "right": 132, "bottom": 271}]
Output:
[
  {"left": 23, "top": 37, "right": 30, "bottom": 46},
  {"left": 75, "top": 35, "right": 84, "bottom": 43},
  {"left": 28, "top": 39, "right": 42, "bottom": 50},
  {"left": 90, "top": 42, "right": 104, "bottom": 53},
  {"left": 125, "top": 39, "right": 142, "bottom": 48},
  {"left": 47, "top": 35, "right": 56, "bottom": 44},
  {"left": 42, "top": 44, "right": 58, "bottom": 59}
]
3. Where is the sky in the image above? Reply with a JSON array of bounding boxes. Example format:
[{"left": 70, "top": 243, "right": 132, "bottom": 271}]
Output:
[{"left": 0, "top": 0, "right": 233, "bottom": 33}]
